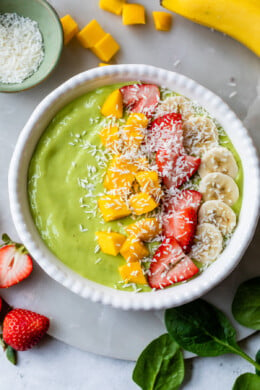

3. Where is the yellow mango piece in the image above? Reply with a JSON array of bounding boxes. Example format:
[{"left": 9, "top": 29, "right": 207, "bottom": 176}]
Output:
[
  {"left": 91, "top": 33, "right": 120, "bottom": 62},
  {"left": 119, "top": 261, "right": 147, "bottom": 284},
  {"left": 100, "top": 126, "right": 120, "bottom": 150},
  {"left": 77, "top": 20, "right": 106, "bottom": 49},
  {"left": 96, "top": 231, "right": 126, "bottom": 255},
  {"left": 101, "top": 89, "right": 123, "bottom": 118},
  {"left": 60, "top": 15, "right": 79, "bottom": 45},
  {"left": 123, "top": 113, "right": 148, "bottom": 148},
  {"left": 122, "top": 4, "right": 146, "bottom": 25},
  {"left": 99, "top": 63, "right": 109, "bottom": 67},
  {"left": 135, "top": 171, "right": 161, "bottom": 198},
  {"left": 152, "top": 11, "right": 173, "bottom": 31},
  {"left": 130, "top": 192, "right": 158, "bottom": 215},
  {"left": 99, "top": 0, "right": 125, "bottom": 16},
  {"left": 104, "top": 155, "right": 137, "bottom": 192},
  {"left": 98, "top": 195, "right": 131, "bottom": 221},
  {"left": 124, "top": 218, "right": 162, "bottom": 241},
  {"left": 120, "top": 236, "right": 149, "bottom": 263}
]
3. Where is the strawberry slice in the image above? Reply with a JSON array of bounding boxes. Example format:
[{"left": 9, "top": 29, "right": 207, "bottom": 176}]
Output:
[
  {"left": 166, "top": 190, "right": 202, "bottom": 214},
  {"left": 156, "top": 150, "right": 201, "bottom": 188},
  {"left": 148, "top": 237, "right": 199, "bottom": 289},
  {"left": 149, "top": 113, "right": 184, "bottom": 153},
  {"left": 0, "top": 235, "right": 33, "bottom": 288},
  {"left": 120, "top": 83, "right": 160, "bottom": 117},
  {"left": 163, "top": 207, "right": 197, "bottom": 252}
]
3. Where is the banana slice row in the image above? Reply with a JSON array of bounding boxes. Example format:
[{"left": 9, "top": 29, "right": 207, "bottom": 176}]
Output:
[
  {"left": 199, "top": 172, "right": 239, "bottom": 206},
  {"left": 156, "top": 95, "right": 193, "bottom": 120},
  {"left": 189, "top": 223, "right": 223, "bottom": 264},
  {"left": 198, "top": 200, "right": 236, "bottom": 236},
  {"left": 198, "top": 146, "right": 238, "bottom": 178},
  {"left": 183, "top": 115, "right": 218, "bottom": 156}
]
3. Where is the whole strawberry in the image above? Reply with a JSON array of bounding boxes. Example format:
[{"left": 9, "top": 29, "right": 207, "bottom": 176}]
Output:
[{"left": 3, "top": 309, "right": 49, "bottom": 351}]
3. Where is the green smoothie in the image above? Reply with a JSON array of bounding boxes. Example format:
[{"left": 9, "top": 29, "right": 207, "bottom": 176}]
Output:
[{"left": 28, "top": 83, "right": 243, "bottom": 292}]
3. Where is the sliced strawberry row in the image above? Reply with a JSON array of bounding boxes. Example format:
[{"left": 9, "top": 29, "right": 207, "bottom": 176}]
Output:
[
  {"left": 163, "top": 190, "right": 202, "bottom": 253},
  {"left": 148, "top": 237, "right": 199, "bottom": 289},
  {"left": 120, "top": 83, "right": 160, "bottom": 118}
]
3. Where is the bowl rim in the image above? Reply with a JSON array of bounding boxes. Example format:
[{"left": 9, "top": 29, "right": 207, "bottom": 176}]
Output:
[
  {"left": 8, "top": 64, "right": 260, "bottom": 310},
  {"left": 0, "top": 0, "right": 64, "bottom": 93}
]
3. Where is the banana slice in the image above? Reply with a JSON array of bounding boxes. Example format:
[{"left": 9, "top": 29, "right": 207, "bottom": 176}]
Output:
[
  {"left": 198, "top": 200, "right": 236, "bottom": 236},
  {"left": 198, "top": 146, "right": 238, "bottom": 178},
  {"left": 156, "top": 95, "right": 193, "bottom": 120},
  {"left": 199, "top": 172, "right": 239, "bottom": 206},
  {"left": 183, "top": 115, "right": 218, "bottom": 156},
  {"left": 189, "top": 223, "right": 223, "bottom": 263}
]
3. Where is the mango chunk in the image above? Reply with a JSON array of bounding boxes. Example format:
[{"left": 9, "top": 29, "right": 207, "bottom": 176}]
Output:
[
  {"left": 122, "top": 4, "right": 146, "bottom": 25},
  {"left": 98, "top": 195, "right": 131, "bottom": 221},
  {"left": 104, "top": 155, "right": 137, "bottom": 192},
  {"left": 123, "top": 113, "right": 148, "bottom": 148},
  {"left": 99, "top": 63, "right": 109, "bottom": 67},
  {"left": 119, "top": 261, "right": 147, "bottom": 284},
  {"left": 60, "top": 15, "right": 79, "bottom": 45},
  {"left": 152, "top": 12, "right": 173, "bottom": 31},
  {"left": 100, "top": 126, "right": 120, "bottom": 150},
  {"left": 130, "top": 192, "right": 158, "bottom": 215},
  {"left": 99, "top": 0, "right": 125, "bottom": 15},
  {"left": 124, "top": 218, "right": 162, "bottom": 241},
  {"left": 135, "top": 171, "right": 161, "bottom": 199},
  {"left": 101, "top": 89, "right": 123, "bottom": 118},
  {"left": 91, "top": 33, "right": 120, "bottom": 62},
  {"left": 120, "top": 236, "right": 149, "bottom": 263},
  {"left": 77, "top": 20, "right": 106, "bottom": 48},
  {"left": 96, "top": 231, "right": 126, "bottom": 255}
]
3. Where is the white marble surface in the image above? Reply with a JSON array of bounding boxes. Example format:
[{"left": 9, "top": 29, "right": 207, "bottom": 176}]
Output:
[{"left": 0, "top": 0, "right": 260, "bottom": 388}]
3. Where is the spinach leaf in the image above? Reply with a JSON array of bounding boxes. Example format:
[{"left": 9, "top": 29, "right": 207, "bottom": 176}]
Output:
[
  {"left": 165, "top": 299, "right": 243, "bottom": 357},
  {"left": 132, "top": 334, "right": 184, "bottom": 390},
  {"left": 232, "top": 277, "right": 260, "bottom": 330},
  {"left": 232, "top": 373, "right": 260, "bottom": 390}
]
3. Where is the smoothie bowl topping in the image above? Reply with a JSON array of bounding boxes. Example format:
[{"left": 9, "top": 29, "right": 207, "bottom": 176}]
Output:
[{"left": 28, "top": 81, "right": 242, "bottom": 293}]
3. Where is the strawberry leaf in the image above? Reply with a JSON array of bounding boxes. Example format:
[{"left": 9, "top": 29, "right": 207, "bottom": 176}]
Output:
[{"left": 6, "top": 345, "right": 17, "bottom": 365}]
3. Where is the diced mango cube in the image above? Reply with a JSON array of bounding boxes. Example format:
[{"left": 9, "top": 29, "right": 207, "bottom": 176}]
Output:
[
  {"left": 122, "top": 4, "right": 146, "bottom": 25},
  {"left": 60, "top": 15, "right": 79, "bottom": 45},
  {"left": 123, "top": 113, "right": 148, "bottom": 148},
  {"left": 152, "top": 12, "right": 173, "bottom": 31},
  {"left": 101, "top": 89, "right": 123, "bottom": 118},
  {"left": 77, "top": 20, "right": 106, "bottom": 48},
  {"left": 99, "top": 0, "right": 125, "bottom": 16},
  {"left": 104, "top": 155, "right": 136, "bottom": 192},
  {"left": 119, "top": 262, "right": 147, "bottom": 284},
  {"left": 120, "top": 236, "right": 149, "bottom": 263},
  {"left": 98, "top": 195, "right": 131, "bottom": 221},
  {"left": 99, "top": 63, "right": 109, "bottom": 67},
  {"left": 130, "top": 192, "right": 158, "bottom": 215},
  {"left": 100, "top": 126, "right": 120, "bottom": 150},
  {"left": 96, "top": 231, "right": 126, "bottom": 256},
  {"left": 124, "top": 218, "right": 161, "bottom": 241},
  {"left": 135, "top": 171, "right": 161, "bottom": 199},
  {"left": 91, "top": 33, "right": 120, "bottom": 62}
]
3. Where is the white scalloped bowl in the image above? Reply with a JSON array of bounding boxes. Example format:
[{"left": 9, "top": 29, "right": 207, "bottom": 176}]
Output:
[{"left": 9, "top": 65, "right": 260, "bottom": 310}]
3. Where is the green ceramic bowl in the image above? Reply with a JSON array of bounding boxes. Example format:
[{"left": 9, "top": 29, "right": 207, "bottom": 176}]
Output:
[{"left": 0, "top": 0, "right": 63, "bottom": 92}]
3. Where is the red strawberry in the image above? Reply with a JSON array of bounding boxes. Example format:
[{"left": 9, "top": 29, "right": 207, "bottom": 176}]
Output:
[
  {"left": 148, "top": 237, "right": 199, "bottom": 289},
  {"left": 149, "top": 113, "right": 184, "bottom": 153},
  {"left": 163, "top": 207, "right": 197, "bottom": 252},
  {"left": 3, "top": 308, "right": 49, "bottom": 351},
  {"left": 120, "top": 83, "right": 160, "bottom": 117},
  {"left": 0, "top": 235, "right": 33, "bottom": 288},
  {"left": 165, "top": 190, "right": 202, "bottom": 214},
  {"left": 156, "top": 150, "right": 201, "bottom": 188}
]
